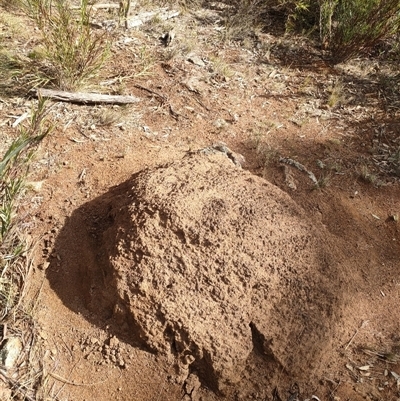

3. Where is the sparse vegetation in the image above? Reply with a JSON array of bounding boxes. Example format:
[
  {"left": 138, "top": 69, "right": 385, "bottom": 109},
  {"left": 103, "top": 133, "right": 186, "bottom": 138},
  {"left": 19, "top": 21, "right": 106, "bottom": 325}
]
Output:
[
  {"left": 92, "top": 107, "right": 127, "bottom": 127},
  {"left": 218, "top": 0, "right": 400, "bottom": 64},
  {"left": 314, "top": 172, "right": 331, "bottom": 189},
  {"left": 327, "top": 79, "right": 344, "bottom": 108},
  {"left": 0, "top": 98, "right": 51, "bottom": 401},
  {"left": 248, "top": 129, "right": 279, "bottom": 168},
  {"left": 132, "top": 45, "right": 156, "bottom": 77},
  {"left": 209, "top": 55, "right": 234, "bottom": 79},
  {"left": 359, "top": 164, "right": 382, "bottom": 186}
]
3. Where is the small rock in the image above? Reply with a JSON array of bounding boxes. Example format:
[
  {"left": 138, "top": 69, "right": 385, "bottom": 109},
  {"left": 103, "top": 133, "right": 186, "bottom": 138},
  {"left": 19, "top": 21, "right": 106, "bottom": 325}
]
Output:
[
  {"left": 187, "top": 54, "right": 205, "bottom": 67},
  {"left": 109, "top": 335, "right": 119, "bottom": 348},
  {"left": 185, "top": 373, "right": 201, "bottom": 395},
  {"left": 39, "top": 261, "right": 50, "bottom": 270},
  {"left": 90, "top": 337, "right": 99, "bottom": 345},
  {"left": 213, "top": 118, "right": 227, "bottom": 129},
  {"left": 39, "top": 331, "right": 48, "bottom": 340},
  {"left": 27, "top": 181, "right": 44, "bottom": 193},
  {"left": 0, "top": 337, "right": 23, "bottom": 369}
]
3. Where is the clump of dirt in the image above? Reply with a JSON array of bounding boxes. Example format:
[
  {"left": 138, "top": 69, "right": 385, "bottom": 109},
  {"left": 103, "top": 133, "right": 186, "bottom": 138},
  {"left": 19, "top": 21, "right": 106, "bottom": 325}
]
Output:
[{"left": 77, "top": 146, "right": 345, "bottom": 394}]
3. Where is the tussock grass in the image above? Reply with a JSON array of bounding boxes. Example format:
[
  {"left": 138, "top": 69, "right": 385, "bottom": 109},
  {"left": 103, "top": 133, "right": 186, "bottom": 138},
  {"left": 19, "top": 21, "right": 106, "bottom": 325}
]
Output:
[
  {"left": 358, "top": 164, "right": 383, "bottom": 186},
  {"left": 20, "top": 0, "right": 110, "bottom": 90},
  {"left": 314, "top": 172, "right": 331, "bottom": 189},
  {"left": 327, "top": 79, "right": 344, "bottom": 108}
]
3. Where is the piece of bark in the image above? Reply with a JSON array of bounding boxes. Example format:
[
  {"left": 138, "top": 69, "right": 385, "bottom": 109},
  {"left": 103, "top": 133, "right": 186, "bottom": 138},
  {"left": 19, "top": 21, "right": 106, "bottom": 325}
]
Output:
[{"left": 37, "top": 88, "right": 140, "bottom": 105}]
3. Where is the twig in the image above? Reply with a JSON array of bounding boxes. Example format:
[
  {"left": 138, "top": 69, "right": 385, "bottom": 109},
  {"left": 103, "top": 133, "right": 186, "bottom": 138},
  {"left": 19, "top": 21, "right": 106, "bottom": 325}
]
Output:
[
  {"left": 53, "top": 357, "right": 82, "bottom": 399},
  {"left": 133, "top": 84, "right": 167, "bottom": 103},
  {"left": 32, "top": 273, "right": 46, "bottom": 313},
  {"left": 344, "top": 320, "right": 369, "bottom": 350},
  {"left": 120, "top": 0, "right": 132, "bottom": 29},
  {"left": 192, "top": 96, "right": 211, "bottom": 112},
  {"left": 50, "top": 372, "right": 110, "bottom": 387},
  {"left": 344, "top": 331, "right": 359, "bottom": 351},
  {"left": 12, "top": 112, "right": 30, "bottom": 128},
  {"left": 0, "top": 370, "right": 36, "bottom": 401},
  {"left": 169, "top": 105, "right": 188, "bottom": 120}
]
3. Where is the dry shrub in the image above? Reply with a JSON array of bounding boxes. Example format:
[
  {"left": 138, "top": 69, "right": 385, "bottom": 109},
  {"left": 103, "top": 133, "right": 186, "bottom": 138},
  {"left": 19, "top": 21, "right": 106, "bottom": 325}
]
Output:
[
  {"left": 328, "top": 0, "right": 400, "bottom": 64},
  {"left": 217, "top": 0, "right": 399, "bottom": 65}
]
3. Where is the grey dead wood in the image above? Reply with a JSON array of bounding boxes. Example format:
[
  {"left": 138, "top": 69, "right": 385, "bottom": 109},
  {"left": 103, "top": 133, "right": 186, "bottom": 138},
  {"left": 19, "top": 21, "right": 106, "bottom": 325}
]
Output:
[{"left": 37, "top": 89, "right": 140, "bottom": 105}]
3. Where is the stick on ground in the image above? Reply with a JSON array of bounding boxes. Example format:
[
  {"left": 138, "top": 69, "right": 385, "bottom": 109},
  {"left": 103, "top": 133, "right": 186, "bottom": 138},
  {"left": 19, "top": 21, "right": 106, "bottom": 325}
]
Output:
[{"left": 37, "top": 89, "right": 140, "bottom": 105}]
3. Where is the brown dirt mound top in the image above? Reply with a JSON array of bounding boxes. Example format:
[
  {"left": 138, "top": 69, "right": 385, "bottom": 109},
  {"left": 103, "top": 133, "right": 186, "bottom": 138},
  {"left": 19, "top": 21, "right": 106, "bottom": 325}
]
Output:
[{"left": 83, "top": 147, "right": 342, "bottom": 393}]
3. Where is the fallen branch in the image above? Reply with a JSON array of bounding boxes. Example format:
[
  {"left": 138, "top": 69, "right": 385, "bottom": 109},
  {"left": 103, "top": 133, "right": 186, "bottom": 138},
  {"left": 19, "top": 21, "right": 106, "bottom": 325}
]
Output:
[
  {"left": 37, "top": 89, "right": 140, "bottom": 105},
  {"left": 49, "top": 372, "right": 110, "bottom": 387}
]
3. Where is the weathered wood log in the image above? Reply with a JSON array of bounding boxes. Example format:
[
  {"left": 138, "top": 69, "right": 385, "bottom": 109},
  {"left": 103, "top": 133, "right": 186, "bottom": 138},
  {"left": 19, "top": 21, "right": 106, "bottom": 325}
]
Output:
[{"left": 37, "top": 88, "right": 140, "bottom": 105}]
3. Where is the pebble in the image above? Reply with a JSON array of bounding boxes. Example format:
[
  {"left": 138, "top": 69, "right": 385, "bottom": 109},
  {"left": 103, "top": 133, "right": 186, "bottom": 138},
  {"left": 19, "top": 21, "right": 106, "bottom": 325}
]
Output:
[
  {"left": 109, "top": 335, "right": 119, "bottom": 348},
  {"left": 39, "top": 331, "right": 48, "bottom": 340},
  {"left": 90, "top": 337, "right": 99, "bottom": 345},
  {"left": 0, "top": 337, "right": 23, "bottom": 369},
  {"left": 39, "top": 261, "right": 50, "bottom": 270}
]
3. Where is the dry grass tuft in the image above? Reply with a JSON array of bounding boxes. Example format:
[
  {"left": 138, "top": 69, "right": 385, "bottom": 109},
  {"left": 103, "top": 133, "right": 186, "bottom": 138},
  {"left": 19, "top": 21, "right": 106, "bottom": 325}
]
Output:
[{"left": 20, "top": 0, "right": 111, "bottom": 90}]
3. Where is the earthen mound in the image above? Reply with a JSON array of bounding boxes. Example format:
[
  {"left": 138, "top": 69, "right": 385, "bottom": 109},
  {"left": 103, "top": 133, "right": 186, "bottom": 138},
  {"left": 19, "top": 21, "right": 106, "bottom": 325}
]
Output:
[{"left": 87, "top": 148, "right": 341, "bottom": 393}]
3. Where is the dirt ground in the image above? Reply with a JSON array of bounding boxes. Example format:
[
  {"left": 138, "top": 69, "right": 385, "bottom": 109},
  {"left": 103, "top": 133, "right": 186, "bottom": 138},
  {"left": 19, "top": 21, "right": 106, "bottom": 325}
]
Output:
[{"left": 1, "top": 2, "right": 400, "bottom": 401}]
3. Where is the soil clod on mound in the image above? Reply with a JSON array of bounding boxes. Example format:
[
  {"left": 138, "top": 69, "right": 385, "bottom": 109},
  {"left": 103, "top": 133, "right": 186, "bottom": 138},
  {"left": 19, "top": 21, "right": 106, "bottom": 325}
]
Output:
[{"left": 84, "top": 147, "right": 341, "bottom": 393}]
